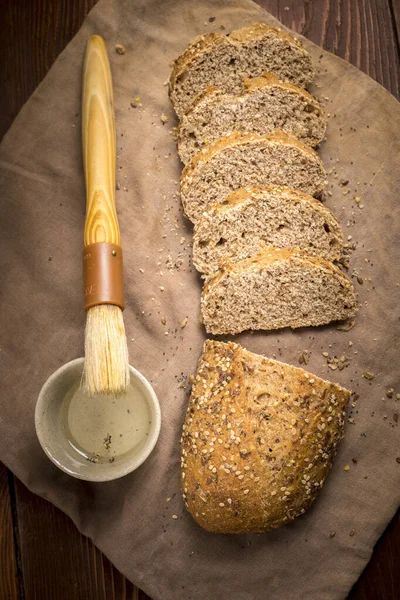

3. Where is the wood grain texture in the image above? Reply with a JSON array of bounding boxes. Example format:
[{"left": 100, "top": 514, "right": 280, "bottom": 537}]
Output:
[
  {"left": 388, "top": 0, "right": 400, "bottom": 47},
  {"left": 83, "top": 35, "right": 120, "bottom": 246},
  {"left": 0, "top": 1, "right": 399, "bottom": 599},
  {"left": 0, "top": 464, "right": 19, "bottom": 600}
]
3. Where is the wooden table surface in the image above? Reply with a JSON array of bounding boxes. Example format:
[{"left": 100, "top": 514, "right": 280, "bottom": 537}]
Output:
[{"left": 0, "top": 1, "right": 399, "bottom": 598}]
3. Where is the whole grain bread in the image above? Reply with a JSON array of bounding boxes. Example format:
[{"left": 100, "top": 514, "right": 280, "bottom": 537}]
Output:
[
  {"left": 181, "top": 130, "right": 327, "bottom": 223},
  {"left": 193, "top": 185, "right": 343, "bottom": 275},
  {"left": 181, "top": 340, "right": 350, "bottom": 533},
  {"left": 201, "top": 247, "right": 357, "bottom": 335},
  {"left": 177, "top": 73, "right": 326, "bottom": 164},
  {"left": 169, "top": 23, "right": 314, "bottom": 118}
]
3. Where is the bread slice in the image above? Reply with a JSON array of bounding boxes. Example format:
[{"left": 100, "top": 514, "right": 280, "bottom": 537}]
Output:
[
  {"left": 181, "top": 130, "right": 326, "bottom": 223},
  {"left": 201, "top": 248, "right": 356, "bottom": 335},
  {"left": 177, "top": 73, "right": 326, "bottom": 164},
  {"left": 169, "top": 23, "right": 314, "bottom": 118},
  {"left": 181, "top": 340, "right": 350, "bottom": 533},
  {"left": 193, "top": 186, "right": 344, "bottom": 275}
]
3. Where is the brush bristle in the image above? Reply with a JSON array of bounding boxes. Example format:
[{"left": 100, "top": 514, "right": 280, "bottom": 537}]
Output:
[{"left": 82, "top": 304, "right": 130, "bottom": 396}]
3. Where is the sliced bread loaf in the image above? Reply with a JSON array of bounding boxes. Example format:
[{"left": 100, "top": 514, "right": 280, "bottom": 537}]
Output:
[
  {"left": 201, "top": 248, "right": 356, "bottom": 335},
  {"left": 181, "top": 130, "right": 326, "bottom": 223},
  {"left": 177, "top": 73, "right": 326, "bottom": 164},
  {"left": 169, "top": 23, "right": 314, "bottom": 118},
  {"left": 182, "top": 340, "right": 350, "bottom": 533},
  {"left": 193, "top": 186, "right": 343, "bottom": 275}
]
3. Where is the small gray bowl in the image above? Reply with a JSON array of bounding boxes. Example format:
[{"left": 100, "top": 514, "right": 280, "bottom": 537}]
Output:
[{"left": 35, "top": 358, "right": 161, "bottom": 482}]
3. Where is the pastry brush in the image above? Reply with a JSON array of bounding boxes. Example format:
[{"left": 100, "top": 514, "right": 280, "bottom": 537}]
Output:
[{"left": 81, "top": 35, "right": 129, "bottom": 396}]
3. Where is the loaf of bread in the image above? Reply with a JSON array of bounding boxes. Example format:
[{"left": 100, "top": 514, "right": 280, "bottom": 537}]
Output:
[
  {"left": 201, "top": 248, "right": 357, "bottom": 334},
  {"left": 169, "top": 23, "right": 314, "bottom": 118},
  {"left": 181, "top": 130, "right": 326, "bottom": 223},
  {"left": 193, "top": 186, "right": 343, "bottom": 275},
  {"left": 176, "top": 73, "right": 326, "bottom": 164},
  {"left": 181, "top": 340, "right": 350, "bottom": 533}
]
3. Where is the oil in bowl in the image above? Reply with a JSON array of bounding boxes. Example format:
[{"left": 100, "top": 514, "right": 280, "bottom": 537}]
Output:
[
  {"left": 60, "top": 383, "right": 151, "bottom": 465},
  {"left": 35, "top": 358, "right": 161, "bottom": 481}
]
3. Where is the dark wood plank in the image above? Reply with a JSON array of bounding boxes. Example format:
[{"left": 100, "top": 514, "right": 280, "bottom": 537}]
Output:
[
  {"left": 388, "top": 0, "right": 400, "bottom": 46},
  {"left": 0, "top": 1, "right": 399, "bottom": 600},
  {"left": 14, "top": 476, "right": 150, "bottom": 600},
  {"left": 0, "top": 463, "right": 19, "bottom": 600}
]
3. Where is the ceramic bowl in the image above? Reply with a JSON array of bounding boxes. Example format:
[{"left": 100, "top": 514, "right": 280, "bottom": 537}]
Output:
[{"left": 35, "top": 358, "right": 161, "bottom": 482}]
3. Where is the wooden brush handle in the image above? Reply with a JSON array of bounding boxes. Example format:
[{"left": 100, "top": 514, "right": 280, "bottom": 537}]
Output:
[
  {"left": 82, "top": 35, "right": 120, "bottom": 246},
  {"left": 82, "top": 36, "right": 124, "bottom": 311}
]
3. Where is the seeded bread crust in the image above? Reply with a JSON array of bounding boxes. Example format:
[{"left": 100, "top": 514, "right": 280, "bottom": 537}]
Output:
[
  {"left": 169, "top": 23, "right": 314, "bottom": 117},
  {"left": 181, "top": 130, "right": 327, "bottom": 222},
  {"left": 177, "top": 73, "right": 326, "bottom": 164},
  {"left": 192, "top": 185, "right": 344, "bottom": 275},
  {"left": 201, "top": 247, "right": 357, "bottom": 335},
  {"left": 181, "top": 340, "right": 350, "bottom": 533}
]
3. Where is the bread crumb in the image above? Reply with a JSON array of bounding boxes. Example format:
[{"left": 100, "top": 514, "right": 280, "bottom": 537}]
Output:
[
  {"left": 161, "top": 114, "right": 168, "bottom": 124},
  {"left": 115, "top": 44, "right": 126, "bottom": 55},
  {"left": 172, "top": 514, "right": 178, "bottom": 519},
  {"left": 362, "top": 371, "right": 375, "bottom": 380},
  {"left": 181, "top": 317, "right": 188, "bottom": 328},
  {"left": 336, "top": 319, "right": 355, "bottom": 331}
]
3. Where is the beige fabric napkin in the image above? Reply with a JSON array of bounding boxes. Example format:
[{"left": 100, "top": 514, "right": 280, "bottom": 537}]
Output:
[{"left": 0, "top": 0, "right": 399, "bottom": 598}]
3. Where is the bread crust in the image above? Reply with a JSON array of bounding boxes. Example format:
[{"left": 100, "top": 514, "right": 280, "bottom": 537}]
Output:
[
  {"left": 201, "top": 247, "right": 357, "bottom": 334},
  {"left": 192, "top": 185, "right": 344, "bottom": 273},
  {"left": 243, "top": 71, "right": 319, "bottom": 102},
  {"left": 181, "top": 129, "right": 323, "bottom": 184},
  {"left": 203, "top": 247, "right": 353, "bottom": 292},
  {"left": 181, "top": 340, "right": 350, "bottom": 533},
  {"left": 213, "top": 185, "right": 330, "bottom": 214},
  {"left": 169, "top": 23, "right": 314, "bottom": 96},
  {"left": 176, "top": 73, "right": 326, "bottom": 162}
]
